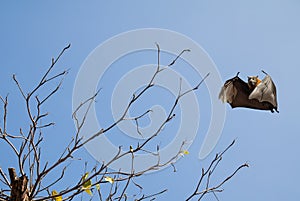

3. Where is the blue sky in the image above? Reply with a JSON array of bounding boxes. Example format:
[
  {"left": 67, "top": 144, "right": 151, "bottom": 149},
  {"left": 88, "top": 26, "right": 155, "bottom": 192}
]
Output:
[{"left": 1, "top": 1, "right": 300, "bottom": 200}]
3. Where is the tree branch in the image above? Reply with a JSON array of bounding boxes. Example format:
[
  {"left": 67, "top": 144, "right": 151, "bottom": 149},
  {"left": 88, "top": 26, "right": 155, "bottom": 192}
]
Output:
[{"left": 186, "top": 140, "right": 249, "bottom": 201}]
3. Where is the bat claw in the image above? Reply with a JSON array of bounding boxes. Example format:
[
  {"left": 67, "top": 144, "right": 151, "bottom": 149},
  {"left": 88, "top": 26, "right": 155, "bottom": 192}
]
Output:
[{"left": 270, "top": 107, "right": 279, "bottom": 113}]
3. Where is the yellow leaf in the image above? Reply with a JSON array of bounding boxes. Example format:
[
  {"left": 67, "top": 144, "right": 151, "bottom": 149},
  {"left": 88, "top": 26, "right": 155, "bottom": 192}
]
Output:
[
  {"left": 180, "top": 150, "right": 189, "bottom": 156},
  {"left": 83, "top": 179, "right": 91, "bottom": 188},
  {"left": 104, "top": 176, "right": 114, "bottom": 184},
  {"left": 96, "top": 184, "right": 100, "bottom": 190},
  {"left": 83, "top": 172, "right": 89, "bottom": 180},
  {"left": 82, "top": 172, "right": 92, "bottom": 196},
  {"left": 84, "top": 188, "right": 93, "bottom": 196},
  {"left": 51, "top": 190, "right": 62, "bottom": 201},
  {"left": 183, "top": 150, "right": 189, "bottom": 155}
]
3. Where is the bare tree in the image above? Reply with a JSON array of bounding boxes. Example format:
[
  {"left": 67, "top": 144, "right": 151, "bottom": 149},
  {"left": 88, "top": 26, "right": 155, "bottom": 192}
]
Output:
[{"left": 0, "top": 44, "right": 247, "bottom": 201}]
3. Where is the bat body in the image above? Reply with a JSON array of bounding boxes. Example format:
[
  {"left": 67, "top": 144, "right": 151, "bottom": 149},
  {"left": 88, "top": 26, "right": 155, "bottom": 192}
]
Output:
[{"left": 219, "top": 72, "right": 278, "bottom": 113}]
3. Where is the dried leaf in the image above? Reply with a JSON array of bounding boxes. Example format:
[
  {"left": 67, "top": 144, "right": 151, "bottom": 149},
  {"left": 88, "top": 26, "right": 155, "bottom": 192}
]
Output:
[
  {"left": 104, "top": 176, "right": 114, "bottom": 184},
  {"left": 51, "top": 190, "right": 62, "bottom": 201},
  {"left": 180, "top": 150, "right": 189, "bottom": 156},
  {"left": 130, "top": 145, "right": 133, "bottom": 153},
  {"left": 82, "top": 172, "right": 92, "bottom": 196}
]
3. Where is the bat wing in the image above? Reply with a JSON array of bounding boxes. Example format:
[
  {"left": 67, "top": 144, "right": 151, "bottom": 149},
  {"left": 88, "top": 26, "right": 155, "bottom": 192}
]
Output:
[
  {"left": 249, "top": 74, "right": 278, "bottom": 112},
  {"left": 219, "top": 78, "right": 238, "bottom": 104},
  {"left": 219, "top": 73, "right": 277, "bottom": 112}
]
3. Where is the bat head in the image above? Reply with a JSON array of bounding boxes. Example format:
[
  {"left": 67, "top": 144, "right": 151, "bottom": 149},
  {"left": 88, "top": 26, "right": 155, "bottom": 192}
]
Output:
[{"left": 247, "top": 76, "right": 261, "bottom": 90}]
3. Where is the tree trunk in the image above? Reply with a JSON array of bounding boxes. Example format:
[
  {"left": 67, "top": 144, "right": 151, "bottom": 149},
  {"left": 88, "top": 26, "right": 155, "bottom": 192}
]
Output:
[{"left": 8, "top": 168, "right": 29, "bottom": 201}]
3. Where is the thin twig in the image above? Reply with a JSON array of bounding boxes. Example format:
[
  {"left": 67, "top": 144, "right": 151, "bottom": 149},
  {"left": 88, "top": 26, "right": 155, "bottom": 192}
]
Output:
[
  {"left": 0, "top": 168, "right": 10, "bottom": 188},
  {"left": 186, "top": 140, "right": 249, "bottom": 201}
]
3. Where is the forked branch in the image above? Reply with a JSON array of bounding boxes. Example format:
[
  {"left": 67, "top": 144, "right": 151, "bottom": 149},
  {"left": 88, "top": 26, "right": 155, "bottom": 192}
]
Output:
[{"left": 186, "top": 140, "right": 249, "bottom": 201}]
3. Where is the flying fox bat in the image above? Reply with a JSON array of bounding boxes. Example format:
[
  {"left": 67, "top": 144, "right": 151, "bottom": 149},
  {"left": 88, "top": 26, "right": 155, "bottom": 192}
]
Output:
[{"left": 219, "top": 71, "right": 278, "bottom": 113}]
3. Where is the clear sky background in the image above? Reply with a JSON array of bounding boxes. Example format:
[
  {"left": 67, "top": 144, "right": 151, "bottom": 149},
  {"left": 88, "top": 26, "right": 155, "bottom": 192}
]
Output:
[{"left": 1, "top": 1, "right": 300, "bottom": 201}]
